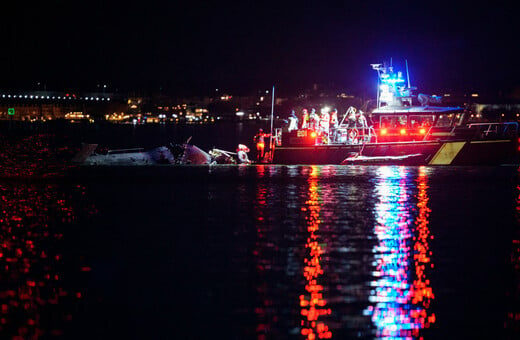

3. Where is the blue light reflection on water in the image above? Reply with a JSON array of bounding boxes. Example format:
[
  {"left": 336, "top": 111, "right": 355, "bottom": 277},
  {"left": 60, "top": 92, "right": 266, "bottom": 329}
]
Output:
[{"left": 365, "top": 166, "right": 435, "bottom": 339}]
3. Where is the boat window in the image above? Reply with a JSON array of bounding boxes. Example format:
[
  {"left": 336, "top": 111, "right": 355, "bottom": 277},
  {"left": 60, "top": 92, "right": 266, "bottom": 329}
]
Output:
[
  {"left": 409, "top": 115, "right": 434, "bottom": 128},
  {"left": 380, "top": 115, "right": 407, "bottom": 128},
  {"left": 435, "top": 114, "right": 455, "bottom": 127}
]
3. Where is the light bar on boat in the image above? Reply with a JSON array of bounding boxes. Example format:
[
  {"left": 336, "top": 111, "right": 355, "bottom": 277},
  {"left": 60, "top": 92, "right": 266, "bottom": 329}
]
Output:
[{"left": 400, "top": 128, "right": 407, "bottom": 135}]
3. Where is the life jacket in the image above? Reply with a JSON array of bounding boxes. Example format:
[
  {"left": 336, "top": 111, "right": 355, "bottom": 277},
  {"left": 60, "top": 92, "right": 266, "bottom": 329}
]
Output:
[
  {"left": 254, "top": 133, "right": 265, "bottom": 143},
  {"left": 301, "top": 113, "right": 309, "bottom": 128},
  {"left": 331, "top": 112, "right": 338, "bottom": 126},
  {"left": 321, "top": 112, "right": 330, "bottom": 123}
]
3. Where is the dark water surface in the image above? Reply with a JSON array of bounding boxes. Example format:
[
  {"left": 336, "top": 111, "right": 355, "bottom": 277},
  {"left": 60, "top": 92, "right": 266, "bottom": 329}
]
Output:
[{"left": 1, "top": 125, "right": 520, "bottom": 339}]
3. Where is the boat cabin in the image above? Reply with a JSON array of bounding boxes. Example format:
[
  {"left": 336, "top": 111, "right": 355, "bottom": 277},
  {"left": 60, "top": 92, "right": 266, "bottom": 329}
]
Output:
[{"left": 370, "top": 106, "right": 466, "bottom": 142}]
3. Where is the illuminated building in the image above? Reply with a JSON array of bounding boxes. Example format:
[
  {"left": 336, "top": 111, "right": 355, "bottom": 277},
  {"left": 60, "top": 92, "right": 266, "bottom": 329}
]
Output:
[{"left": 0, "top": 91, "right": 115, "bottom": 121}]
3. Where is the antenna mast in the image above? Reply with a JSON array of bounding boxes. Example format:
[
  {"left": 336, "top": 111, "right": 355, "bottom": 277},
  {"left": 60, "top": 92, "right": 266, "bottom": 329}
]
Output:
[
  {"left": 269, "top": 85, "right": 275, "bottom": 155},
  {"left": 371, "top": 63, "right": 383, "bottom": 109},
  {"left": 405, "top": 59, "right": 411, "bottom": 88}
]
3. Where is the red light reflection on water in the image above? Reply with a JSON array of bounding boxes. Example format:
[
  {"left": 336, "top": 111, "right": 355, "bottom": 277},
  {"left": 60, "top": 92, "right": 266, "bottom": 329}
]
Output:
[
  {"left": 0, "top": 134, "right": 75, "bottom": 179},
  {"left": 300, "top": 166, "right": 332, "bottom": 340},
  {"left": 0, "top": 182, "right": 89, "bottom": 339},
  {"left": 253, "top": 164, "right": 275, "bottom": 339},
  {"left": 365, "top": 166, "right": 435, "bottom": 339},
  {"left": 411, "top": 168, "right": 434, "bottom": 310}
]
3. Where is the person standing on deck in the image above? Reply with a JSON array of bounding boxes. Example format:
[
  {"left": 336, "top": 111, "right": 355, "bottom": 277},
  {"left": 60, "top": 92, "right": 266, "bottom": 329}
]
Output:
[
  {"left": 329, "top": 108, "right": 339, "bottom": 143},
  {"left": 347, "top": 108, "right": 357, "bottom": 128},
  {"left": 356, "top": 110, "right": 368, "bottom": 143},
  {"left": 301, "top": 109, "right": 309, "bottom": 129},
  {"left": 320, "top": 109, "right": 330, "bottom": 136},
  {"left": 357, "top": 110, "right": 368, "bottom": 128},
  {"left": 309, "top": 108, "right": 320, "bottom": 130},
  {"left": 288, "top": 110, "right": 299, "bottom": 132},
  {"left": 330, "top": 108, "right": 339, "bottom": 129},
  {"left": 254, "top": 128, "right": 270, "bottom": 162}
]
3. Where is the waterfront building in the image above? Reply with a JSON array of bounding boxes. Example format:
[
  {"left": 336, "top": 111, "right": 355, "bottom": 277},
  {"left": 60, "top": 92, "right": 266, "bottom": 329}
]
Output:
[{"left": 0, "top": 91, "right": 121, "bottom": 121}]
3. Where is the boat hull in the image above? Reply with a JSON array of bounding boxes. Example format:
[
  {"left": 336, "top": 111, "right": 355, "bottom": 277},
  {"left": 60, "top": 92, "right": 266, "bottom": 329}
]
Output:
[{"left": 271, "top": 139, "right": 518, "bottom": 165}]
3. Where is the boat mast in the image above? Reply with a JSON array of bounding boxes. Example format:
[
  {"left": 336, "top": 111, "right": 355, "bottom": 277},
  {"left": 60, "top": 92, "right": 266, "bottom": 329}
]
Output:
[
  {"left": 376, "top": 70, "right": 380, "bottom": 109},
  {"left": 270, "top": 85, "right": 275, "bottom": 152}
]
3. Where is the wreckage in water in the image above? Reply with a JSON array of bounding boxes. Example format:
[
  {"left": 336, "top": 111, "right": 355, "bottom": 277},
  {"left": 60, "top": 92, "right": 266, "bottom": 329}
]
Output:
[{"left": 72, "top": 138, "right": 251, "bottom": 166}]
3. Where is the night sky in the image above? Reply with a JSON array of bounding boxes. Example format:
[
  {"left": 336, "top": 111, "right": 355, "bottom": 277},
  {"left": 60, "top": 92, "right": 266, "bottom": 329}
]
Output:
[{"left": 2, "top": 1, "right": 518, "bottom": 96}]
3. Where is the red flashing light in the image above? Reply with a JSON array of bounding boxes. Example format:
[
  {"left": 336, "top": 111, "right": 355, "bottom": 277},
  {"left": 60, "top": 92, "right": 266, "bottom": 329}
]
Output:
[
  {"left": 381, "top": 128, "right": 387, "bottom": 135},
  {"left": 400, "top": 128, "right": 407, "bottom": 135},
  {"left": 310, "top": 131, "right": 317, "bottom": 138},
  {"left": 419, "top": 128, "right": 426, "bottom": 135}
]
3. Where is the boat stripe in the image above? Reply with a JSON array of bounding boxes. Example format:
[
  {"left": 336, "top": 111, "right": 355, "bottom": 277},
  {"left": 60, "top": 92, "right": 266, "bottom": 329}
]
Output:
[{"left": 428, "top": 142, "right": 466, "bottom": 165}]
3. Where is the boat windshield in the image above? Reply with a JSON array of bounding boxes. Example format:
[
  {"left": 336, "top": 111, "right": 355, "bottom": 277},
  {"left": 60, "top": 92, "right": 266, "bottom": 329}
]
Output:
[
  {"left": 379, "top": 114, "right": 435, "bottom": 129},
  {"left": 379, "top": 115, "right": 407, "bottom": 128},
  {"left": 378, "top": 113, "right": 464, "bottom": 129},
  {"left": 409, "top": 115, "right": 434, "bottom": 128},
  {"left": 436, "top": 113, "right": 464, "bottom": 127}
]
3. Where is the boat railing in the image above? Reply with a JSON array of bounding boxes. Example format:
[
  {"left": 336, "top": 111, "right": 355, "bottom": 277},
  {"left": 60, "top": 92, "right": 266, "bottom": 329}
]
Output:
[
  {"left": 274, "top": 128, "right": 283, "bottom": 146},
  {"left": 422, "top": 122, "right": 519, "bottom": 141},
  {"left": 107, "top": 148, "right": 145, "bottom": 155},
  {"left": 332, "top": 126, "right": 376, "bottom": 144},
  {"left": 355, "top": 126, "right": 377, "bottom": 144},
  {"left": 367, "top": 126, "right": 378, "bottom": 143},
  {"left": 423, "top": 125, "right": 474, "bottom": 141},
  {"left": 468, "top": 122, "right": 519, "bottom": 140}
]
